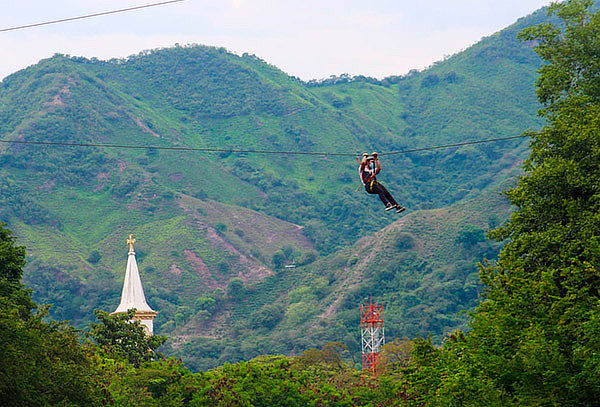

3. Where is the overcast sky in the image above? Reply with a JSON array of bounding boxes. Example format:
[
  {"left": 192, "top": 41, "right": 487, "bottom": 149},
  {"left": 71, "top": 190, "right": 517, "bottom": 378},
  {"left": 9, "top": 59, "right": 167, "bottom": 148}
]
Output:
[{"left": 1, "top": 0, "right": 552, "bottom": 81}]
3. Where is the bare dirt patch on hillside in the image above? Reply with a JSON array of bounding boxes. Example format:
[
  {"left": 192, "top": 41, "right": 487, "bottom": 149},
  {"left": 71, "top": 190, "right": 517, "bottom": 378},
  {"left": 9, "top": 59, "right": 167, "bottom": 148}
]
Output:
[
  {"left": 134, "top": 117, "right": 161, "bottom": 138},
  {"left": 184, "top": 249, "right": 220, "bottom": 289},
  {"left": 48, "top": 85, "right": 71, "bottom": 107},
  {"left": 178, "top": 194, "right": 314, "bottom": 266}
]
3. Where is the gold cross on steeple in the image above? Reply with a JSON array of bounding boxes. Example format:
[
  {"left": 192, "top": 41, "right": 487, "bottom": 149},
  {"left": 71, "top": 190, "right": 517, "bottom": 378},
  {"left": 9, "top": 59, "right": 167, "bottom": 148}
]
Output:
[{"left": 127, "top": 234, "right": 136, "bottom": 252}]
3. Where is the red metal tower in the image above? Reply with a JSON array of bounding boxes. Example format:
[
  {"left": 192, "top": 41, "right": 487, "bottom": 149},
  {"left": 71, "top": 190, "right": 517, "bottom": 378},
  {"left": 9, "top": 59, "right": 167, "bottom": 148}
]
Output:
[{"left": 360, "top": 296, "right": 385, "bottom": 375}]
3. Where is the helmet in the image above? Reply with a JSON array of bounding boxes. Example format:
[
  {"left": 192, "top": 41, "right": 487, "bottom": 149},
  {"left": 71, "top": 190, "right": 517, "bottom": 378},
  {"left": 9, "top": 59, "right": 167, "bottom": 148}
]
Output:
[{"left": 366, "top": 155, "right": 376, "bottom": 161}]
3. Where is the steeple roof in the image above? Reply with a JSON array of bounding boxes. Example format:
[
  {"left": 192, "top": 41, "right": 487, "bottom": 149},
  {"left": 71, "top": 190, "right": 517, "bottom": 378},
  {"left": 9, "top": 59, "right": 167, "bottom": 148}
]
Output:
[{"left": 113, "top": 235, "right": 155, "bottom": 314}]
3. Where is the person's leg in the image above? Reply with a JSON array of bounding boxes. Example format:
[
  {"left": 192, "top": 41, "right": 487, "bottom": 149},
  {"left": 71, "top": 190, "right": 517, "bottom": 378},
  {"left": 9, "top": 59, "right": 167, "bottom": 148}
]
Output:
[
  {"left": 377, "top": 183, "right": 399, "bottom": 206},
  {"left": 371, "top": 182, "right": 391, "bottom": 207}
]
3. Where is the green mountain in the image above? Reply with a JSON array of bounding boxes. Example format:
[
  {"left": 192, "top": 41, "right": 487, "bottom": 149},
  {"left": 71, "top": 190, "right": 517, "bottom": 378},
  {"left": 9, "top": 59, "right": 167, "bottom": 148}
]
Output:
[
  {"left": 0, "top": 6, "right": 550, "bottom": 369},
  {"left": 167, "top": 174, "right": 516, "bottom": 370}
]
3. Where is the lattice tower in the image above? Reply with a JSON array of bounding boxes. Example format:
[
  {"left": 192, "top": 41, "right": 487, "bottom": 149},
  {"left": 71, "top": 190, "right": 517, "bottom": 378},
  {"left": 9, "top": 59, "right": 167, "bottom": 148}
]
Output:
[{"left": 360, "top": 296, "right": 385, "bottom": 375}]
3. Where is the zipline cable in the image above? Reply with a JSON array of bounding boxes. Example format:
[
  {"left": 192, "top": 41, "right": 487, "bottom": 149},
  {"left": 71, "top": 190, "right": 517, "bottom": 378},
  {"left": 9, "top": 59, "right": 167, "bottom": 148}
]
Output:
[
  {"left": 0, "top": 0, "right": 186, "bottom": 33},
  {"left": 379, "top": 134, "right": 528, "bottom": 156},
  {"left": 0, "top": 134, "right": 529, "bottom": 157}
]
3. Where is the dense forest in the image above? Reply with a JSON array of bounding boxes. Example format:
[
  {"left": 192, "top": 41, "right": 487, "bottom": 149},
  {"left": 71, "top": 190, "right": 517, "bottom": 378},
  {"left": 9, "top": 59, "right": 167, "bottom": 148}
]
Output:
[
  {"left": 0, "top": 0, "right": 556, "bottom": 369},
  {"left": 2, "top": 1, "right": 600, "bottom": 405}
]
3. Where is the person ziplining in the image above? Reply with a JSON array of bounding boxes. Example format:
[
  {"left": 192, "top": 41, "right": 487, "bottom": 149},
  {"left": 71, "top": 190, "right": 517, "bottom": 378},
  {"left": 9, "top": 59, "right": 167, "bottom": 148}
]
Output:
[{"left": 359, "top": 152, "right": 406, "bottom": 214}]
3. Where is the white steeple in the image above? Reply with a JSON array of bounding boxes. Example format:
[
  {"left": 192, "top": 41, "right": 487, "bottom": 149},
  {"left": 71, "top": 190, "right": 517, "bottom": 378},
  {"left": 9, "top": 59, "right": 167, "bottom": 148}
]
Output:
[{"left": 112, "top": 235, "right": 157, "bottom": 334}]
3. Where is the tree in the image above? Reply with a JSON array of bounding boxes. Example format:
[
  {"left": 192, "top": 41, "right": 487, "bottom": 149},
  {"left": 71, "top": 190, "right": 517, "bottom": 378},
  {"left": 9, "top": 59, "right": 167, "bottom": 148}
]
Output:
[
  {"left": 295, "top": 342, "right": 349, "bottom": 370},
  {"left": 89, "top": 309, "right": 166, "bottom": 367},
  {"left": 464, "top": 1, "right": 600, "bottom": 404},
  {"left": 400, "top": 2, "right": 600, "bottom": 405},
  {"left": 0, "top": 223, "right": 26, "bottom": 284},
  {"left": 195, "top": 295, "right": 217, "bottom": 314},
  {"left": 272, "top": 250, "right": 285, "bottom": 269},
  {"left": 455, "top": 224, "right": 485, "bottom": 248},
  {"left": 421, "top": 73, "right": 440, "bottom": 88},
  {"left": 393, "top": 232, "right": 415, "bottom": 251},
  {"left": 0, "top": 223, "right": 101, "bottom": 405},
  {"left": 252, "top": 303, "right": 284, "bottom": 329},
  {"left": 297, "top": 250, "right": 318, "bottom": 266},
  {"left": 380, "top": 337, "right": 414, "bottom": 371},
  {"left": 226, "top": 278, "right": 245, "bottom": 300},
  {"left": 87, "top": 250, "right": 101, "bottom": 264}
]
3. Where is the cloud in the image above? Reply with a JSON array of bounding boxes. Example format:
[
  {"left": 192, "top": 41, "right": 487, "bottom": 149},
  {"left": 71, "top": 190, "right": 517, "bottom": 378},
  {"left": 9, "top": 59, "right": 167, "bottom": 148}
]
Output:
[{"left": 0, "top": 0, "right": 552, "bottom": 81}]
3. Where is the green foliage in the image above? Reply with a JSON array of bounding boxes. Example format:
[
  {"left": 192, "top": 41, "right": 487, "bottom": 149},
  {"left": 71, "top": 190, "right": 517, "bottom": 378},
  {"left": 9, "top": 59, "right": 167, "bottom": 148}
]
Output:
[
  {"left": 194, "top": 295, "right": 216, "bottom": 314},
  {"left": 296, "top": 249, "right": 318, "bottom": 266},
  {"left": 294, "top": 341, "right": 350, "bottom": 370},
  {"left": 518, "top": 0, "right": 597, "bottom": 106},
  {"left": 90, "top": 309, "right": 167, "bottom": 367},
  {"left": 226, "top": 278, "right": 246, "bottom": 300},
  {"left": 271, "top": 250, "right": 286, "bottom": 269},
  {"left": 421, "top": 74, "right": 440, "bottom": 88},
  {"left": 8, "top": 3, "right": 600, "bottom": 404},
  {"left": 1, "top": 220, "right": 412, "bottom": 406},
  {"left": 400, "top": 2, "right": 600, "bottom": 405},
  {"left": 0, "top": 224, "right": 101, "bottom": 405},
  {"left": 0, "top": 223, "right": 26, "bottom": 283},
  {"left": 0, "top": 1, "right": 567, "bottom": 372},
  {"left": 114, "top": 45, "right": 296, "bottom": 118},
  {"left": 0, "top": 178, "right": 55, "bottom": 226},
  {"left": 288, "top": 285, "right": 317, "bottom": 303},
  {"left": 23, "top": 262, "right": 119, "bottom": 326},
  {"left": 271, "top": 245, "right": 299, "bottom": 269},
  {"left": 469, "top": 3, "right": 600, "bottom": 403},
  {"left": 284, "top": 301, "right": 315, "bottom": 325},
  {"left": 455, "top": 224, "right": 485, "bottom": 248},
  {"left": 0, "top": 307, "right": 102, "bottom": 406},
  {"left": 251, "top": 303, "right": 284, "bottom": 329},
  {"left": 180, "top": 352, "right": 409, "bottom": 407},
  {"left": 87, "top": 250, "right": 102, "bottom": 264},
  {"left": 380, "top": 338, "right": 414, "bottom": 372},
  {"left": 394, "top": 232, "right": 416, "bottom": 251}
]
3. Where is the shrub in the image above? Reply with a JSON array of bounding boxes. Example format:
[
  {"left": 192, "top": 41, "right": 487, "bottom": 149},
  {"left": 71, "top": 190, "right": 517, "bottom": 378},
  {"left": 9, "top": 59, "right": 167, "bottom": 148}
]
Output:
[
  {"left": 226, "top": 278, "right": 245, "bottom": 299},
  {"left": 455, "top": 224, "right": 485, "bottom": 248},
  {"left": 87, "top": 250, "right": 101, "bottom": 264},
  {"left": 394, "top": 233, "right": 415, "bottom": 251},
  {"left": 421, "top": 74, "right": 440, "bottom": 87}
]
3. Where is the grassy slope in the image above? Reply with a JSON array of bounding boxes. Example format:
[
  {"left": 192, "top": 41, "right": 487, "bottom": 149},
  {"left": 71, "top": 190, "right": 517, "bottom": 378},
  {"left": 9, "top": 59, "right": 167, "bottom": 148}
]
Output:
[
  {"left": 161, "top": 11, "right": 552, "bottom": 369},
  {"left": 0, "top": 5, "right": 554, "bottom": 369},
  {"left": 169, "top": 164, "right": 518, "bottom": 369}
]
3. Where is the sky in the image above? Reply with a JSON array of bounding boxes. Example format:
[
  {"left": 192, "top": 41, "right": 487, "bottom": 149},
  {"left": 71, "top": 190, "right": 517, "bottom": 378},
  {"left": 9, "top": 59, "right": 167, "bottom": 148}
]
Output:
[{"left": 1, "top": 0, "right": 552, "bottom": 81}]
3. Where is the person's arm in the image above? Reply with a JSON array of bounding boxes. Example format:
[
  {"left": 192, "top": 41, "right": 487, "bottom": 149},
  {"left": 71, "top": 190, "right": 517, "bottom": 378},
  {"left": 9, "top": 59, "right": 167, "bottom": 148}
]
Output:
[
  {"left": 359, "top": 153, "right": 368, "bottom": 170},
  {"left": 373, "top": 152, "right": 381, "bottom": 174}
]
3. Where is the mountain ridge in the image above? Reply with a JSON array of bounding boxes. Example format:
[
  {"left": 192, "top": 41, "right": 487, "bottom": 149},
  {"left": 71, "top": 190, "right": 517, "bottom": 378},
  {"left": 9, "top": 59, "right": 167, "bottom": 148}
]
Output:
[{"left": 0, "top": 4, "right": 554, "bottom": 369}]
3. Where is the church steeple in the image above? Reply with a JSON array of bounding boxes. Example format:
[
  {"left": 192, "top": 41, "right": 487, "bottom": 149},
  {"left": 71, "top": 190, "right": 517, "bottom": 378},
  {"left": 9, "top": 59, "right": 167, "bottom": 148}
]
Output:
[{"left": 112, "top": 235, "right": 157, "bottom": 334}]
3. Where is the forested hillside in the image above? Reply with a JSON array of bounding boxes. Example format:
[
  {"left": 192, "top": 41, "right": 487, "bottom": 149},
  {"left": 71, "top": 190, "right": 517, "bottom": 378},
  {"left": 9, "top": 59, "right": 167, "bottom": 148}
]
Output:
[
  {"left": 167, "top": 175, "right": 516, "bottom": 370},
  {"left": 0, "top": 2, "right": 551, "bottom": 369}
]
